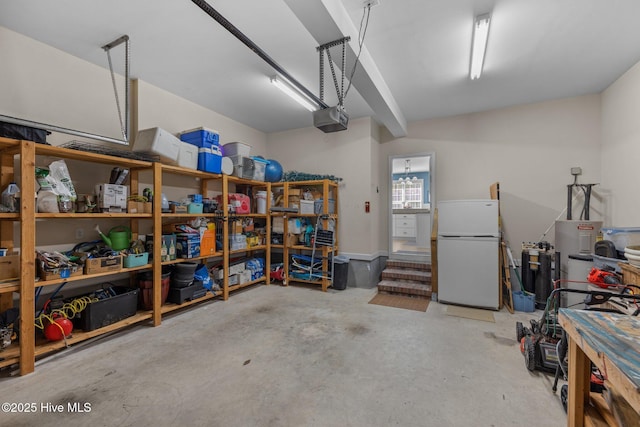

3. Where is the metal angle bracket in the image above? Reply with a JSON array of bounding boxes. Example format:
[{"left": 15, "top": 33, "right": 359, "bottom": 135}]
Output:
[
  {"left": 102, "top": 35, "right": 131, "bottom": 143},
  {"left": 316, "top": 36, "right": 351, "bottom": 106}
]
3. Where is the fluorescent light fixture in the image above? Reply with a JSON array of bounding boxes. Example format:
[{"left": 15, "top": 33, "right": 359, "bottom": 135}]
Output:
[
  {"left": 270, "top": 75, "right": 318, "bottom": 111},
  {"left": 469, "top": 13, "right": 491, "bottom": 80}
]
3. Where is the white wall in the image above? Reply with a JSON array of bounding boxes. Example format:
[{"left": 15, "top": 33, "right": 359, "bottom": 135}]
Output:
[
  {"left": 0, "top": 26, "right": 266, "bottom": 151},
  {"left": 379, "top": 95, "right": 603, "bottom": 255},
  {"left": 266, "top": 118, "right": 378, "bottom": 257},
  {"left": 0, "top": 26, "right": 266, "bottom": 248},
  {"left": 601, "top": 60, "right": 640, "bottom": 227}
]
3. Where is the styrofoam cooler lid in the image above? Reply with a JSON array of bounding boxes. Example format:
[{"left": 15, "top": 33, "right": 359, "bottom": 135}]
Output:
[{"left": 221, "top": 157, "right": 234, "bottom": 175}]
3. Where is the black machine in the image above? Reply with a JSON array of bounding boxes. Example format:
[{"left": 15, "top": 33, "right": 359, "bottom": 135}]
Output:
[
  {"left": 516, "top": 286, "right": 640, "bottom": 374},
  {"left": 521, "top": 241, "right": 560, "bottom": 310}
]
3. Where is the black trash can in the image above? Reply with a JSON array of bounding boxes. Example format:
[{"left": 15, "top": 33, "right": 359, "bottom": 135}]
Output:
[{"left": 332, "top": 255, "right": 349, "bottom": 290}]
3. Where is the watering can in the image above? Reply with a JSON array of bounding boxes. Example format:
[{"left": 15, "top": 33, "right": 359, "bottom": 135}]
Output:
[{"left": 95, "top": 225, "right": 131, "bottom": 251}]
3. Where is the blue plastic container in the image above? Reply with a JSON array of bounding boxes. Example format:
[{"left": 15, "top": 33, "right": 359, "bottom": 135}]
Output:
[
  {"left": 513, "top": 291, "right": 535, "bottom": 312},
  {"left": 197, "top": 145, "right": 222, "bottom": 173},
  {"left": 180, "top": 127, "right": 220, "bottom": 147}
]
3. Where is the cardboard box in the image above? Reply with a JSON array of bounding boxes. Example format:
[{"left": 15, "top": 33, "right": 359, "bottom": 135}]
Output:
[
  {"left": 230, "top": 260, "right": 246, "bottom": 276},
  {"left": 176, "top": 233, "right": 200, "bottom": 258},
  {"left": 39, "top": 264, "right": 83, "bottom": 281},
  {"left": 228, "top": 274, "right": 239, "bottom": 286},
  {"left": 200, "top": 229, "right": 216, "bottom": 256},
  {"left": 84, "top": 255, "right": 122, "bottom": 275},
  {"left": 272, "top": 217, "right": 284, "bottom": 233},
  {"left": 0, "top": 253, "right": 20, "bottom": 281},
  {"left": 162, "top": 234, "right": 177, "bottom": 261},
  {"left": 288, "top": 188, "right": 302, "bottom": 197},
  {"left": 287, "top": 233, "right": 301, "bottom": 247},
  {"left": 170, "top": 204, "right": 188, "bottom": 213},
  {"left": 127, "top": 201, "right": 152, "bottom": 214},
  {"left": 239, "top": 269, "right": 252, "bottom": 284},
  {"left": 95, "top": 183, "right": 128, "bottom": 212}
]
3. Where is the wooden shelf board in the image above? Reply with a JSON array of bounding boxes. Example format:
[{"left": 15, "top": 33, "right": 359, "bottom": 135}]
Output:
[
  {"left": 0, "top": 281, "right": 20, "bottom": 293},
  {"left": 0, "top": 137, "right": 21, "bottom": 150},
  {"left": 35, "top": 144, "right": 153, "bottom": 168},
  {"left": 0, "top": 213, "right": 20, "bottom": 220},
  {"left": 160, "top": 291, "right": 222, "bottom": 314},
  {"left": 161, "top": 213, "right": 221, "bottom": 218},
  {"left": 289, "top": 278, "right": 324, "bottom": 285},
  {"left": 225, "top": 176, "right": 270, "bottom": 186},
  {"left": 0, "top": 312, "right": 153, "bottom": 368},
  {"left": 229, "top": 214, "right": 267, "bottom": 218},
  {"left": 0, "top": 355, "right": 19, "bottom": 369},
  {"left": 229, "top": 245, "right": 267, "bottom": 255},
  {"left": 33, "top": 312, "right": 153, "bottom": 357},
  {"left": 161, "top": 165, "right": 221, "bottom": 179},
  {"left": 161, "top": 253, "right": 222, "bottom": 266},
  {"left": 228, "top": 278, "right": 266, "bottom": 293},
  {"left": 287, "top": 179, "right": 338, "bottom": 187},
  {"left": 36, "top": 213, "right": 153, "bottom": 219},
  {"left": 35, "top": 264, "right": 153, "bottom": 287}
]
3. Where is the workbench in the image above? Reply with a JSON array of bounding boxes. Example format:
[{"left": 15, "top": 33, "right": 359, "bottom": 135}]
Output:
[{"left": 558, "top": 309, "right": 640, "bottom": 426}]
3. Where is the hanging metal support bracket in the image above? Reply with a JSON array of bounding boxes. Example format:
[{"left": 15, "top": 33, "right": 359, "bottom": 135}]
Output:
[
  {"left": 102, "top": 35, "right": 131, "bottom": 143},
  {"left": 316, "top": 36, "right": 351, "bottom": 52},
  {"left": 317, "top": 37, "right": 350, "bottom": 108}
]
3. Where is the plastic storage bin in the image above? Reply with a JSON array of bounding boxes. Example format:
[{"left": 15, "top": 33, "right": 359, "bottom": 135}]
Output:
[
  {"left": 601, "top": 227, "right": 640, "bottom": 252},
  {"left": 123, "top": 252, "right": 149, "bottom": 268},
  {"left": 332, "top": 255, "right": 349, "bottom": 290},
  {"left": 180, "top": 127, "right": 220, "bottom": 147},
  {"left": 592, "top": 253, "right": 626, "bottom": 273},
  {"left": 74, "top": 287, "right": 139, "bottom": 331},
  {"left": 197, "top": 144, "right": 222, "bottom": 173},
  {"left": 513, "top": 291, "right": 535, "bottom": 312},
  {"left": 300, "top": 200, "right": 314, "bottom": 214},
  {"left": 222, "top": 142, "right": 251, "bottom": 157},
  {"left": 314, "top": 198, "right": 335, "bottom": 214},
  {"left": 133, "top": 127, "right": 181, "bottom": 164}
]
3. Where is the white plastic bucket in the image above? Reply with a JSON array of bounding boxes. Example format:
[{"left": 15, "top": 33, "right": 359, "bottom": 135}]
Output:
[{"left": 256, "top": 191, "right": 267, "bottom": 214}]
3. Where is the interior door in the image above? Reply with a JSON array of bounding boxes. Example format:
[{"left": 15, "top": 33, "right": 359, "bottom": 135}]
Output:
[{"left": 388, "top": 153, "right": 435, "bottom": 262}]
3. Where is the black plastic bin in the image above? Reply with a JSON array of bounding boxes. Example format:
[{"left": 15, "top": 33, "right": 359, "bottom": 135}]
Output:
[
  {"left": 332, "top": 255, "right": 349, "bottom": 290},
  {"left": 74, "top": 287, "right": 138, "bottom": 331}
]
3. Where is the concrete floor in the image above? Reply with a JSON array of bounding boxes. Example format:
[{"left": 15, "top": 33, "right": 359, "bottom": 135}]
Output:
[{"left": 0, "top": 286, "right": 566, "bottom": 426}]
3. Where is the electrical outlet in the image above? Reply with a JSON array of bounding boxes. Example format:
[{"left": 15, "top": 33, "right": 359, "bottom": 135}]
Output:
[
  {"left": 571, "top": 167, "right": 582, "bottom": 176},
  {"left": 75, "top": 228, "right": 84, "bottom": 239},
  {"left": 363, "top": 0, "right": 380, "bottom": 7}
]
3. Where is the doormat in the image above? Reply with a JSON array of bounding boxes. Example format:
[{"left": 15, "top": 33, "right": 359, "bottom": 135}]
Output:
[
  {"left": 368, "top": 294, "right": 430, "bottom": 312},
  {"left": 445, "top": 305, "right": 495, "bottom": 323}
]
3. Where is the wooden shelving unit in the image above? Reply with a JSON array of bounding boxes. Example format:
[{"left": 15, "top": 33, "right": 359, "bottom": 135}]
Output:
[
  {"left": 278, "top": 180, "right": 339, "bottom": 292},
  {"left": 220, "top": 174, "right": 271, "bottom": 301},
  {"left": 0, "top": 137, "right": 277, "bottom": 375}
]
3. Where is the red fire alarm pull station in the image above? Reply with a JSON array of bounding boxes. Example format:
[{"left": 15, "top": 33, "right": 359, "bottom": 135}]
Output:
[{"left": 365, "top": 201, "right": 370, "bottom": 213}]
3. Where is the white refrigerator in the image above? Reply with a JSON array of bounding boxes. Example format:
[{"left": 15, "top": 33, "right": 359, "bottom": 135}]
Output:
[{"left": 437, "top": 200, "right": 500, "bottom": 310}]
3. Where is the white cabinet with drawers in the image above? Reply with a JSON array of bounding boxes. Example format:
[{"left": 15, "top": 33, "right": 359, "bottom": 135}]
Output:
[{"left": 393, "top": 214, "right": 416, "bottom": 238}]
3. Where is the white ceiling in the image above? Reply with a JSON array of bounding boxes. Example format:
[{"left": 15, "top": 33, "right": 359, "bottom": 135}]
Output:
[{"left": 2, "top": 0, "right": 640, "bottom": 136}]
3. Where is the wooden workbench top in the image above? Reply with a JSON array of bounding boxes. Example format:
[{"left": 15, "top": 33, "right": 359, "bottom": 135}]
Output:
[{"left": 558, "top": 309, "right": 640, "bottom": 415}]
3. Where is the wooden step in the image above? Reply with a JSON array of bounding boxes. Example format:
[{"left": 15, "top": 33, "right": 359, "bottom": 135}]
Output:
[
  {"left": 381, "top": 268, "right": 431, "bottom": 284},
  {"left": 377, "top": 280, "right": 432, "bottom": 298},
  {"left": 385, "top": 260, "right": 431, "bottom": 271}
]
